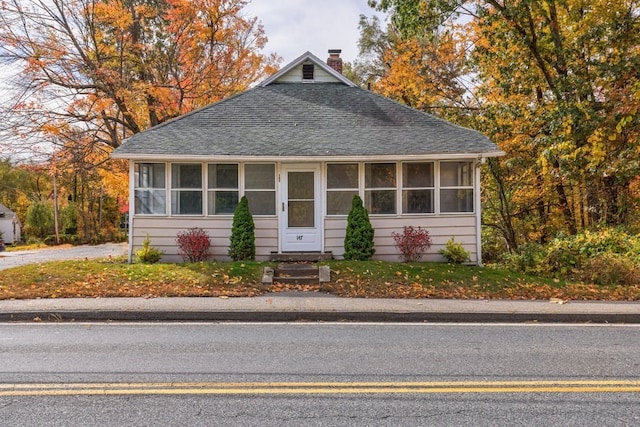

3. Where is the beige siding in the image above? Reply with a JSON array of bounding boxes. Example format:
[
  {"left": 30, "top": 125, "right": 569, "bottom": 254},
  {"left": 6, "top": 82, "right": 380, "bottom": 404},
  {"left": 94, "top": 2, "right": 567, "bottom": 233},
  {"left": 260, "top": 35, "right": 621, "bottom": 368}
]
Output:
[
  {"left": 278, "top": 63, "right": 341, "bottom": 83},
  {"left": 324, "top": 215, "right": 478, "bottom": 263},
  {"left": 131, "top": 216, "right": 277, "bottom": 262}
]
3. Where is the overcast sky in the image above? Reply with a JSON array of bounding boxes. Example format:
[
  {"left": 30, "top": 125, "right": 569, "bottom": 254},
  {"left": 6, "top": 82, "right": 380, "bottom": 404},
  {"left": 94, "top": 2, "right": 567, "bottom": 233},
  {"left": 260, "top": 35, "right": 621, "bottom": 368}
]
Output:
[{"left": 244, "top": 0, "right": 387, "bottom": 66}]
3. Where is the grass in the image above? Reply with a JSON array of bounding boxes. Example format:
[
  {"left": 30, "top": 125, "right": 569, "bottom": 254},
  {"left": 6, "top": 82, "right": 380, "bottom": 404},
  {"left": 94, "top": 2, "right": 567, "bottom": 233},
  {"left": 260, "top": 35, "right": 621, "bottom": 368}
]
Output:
[{"left": 0, "top": 258, "right": 638, "bottom": 301}]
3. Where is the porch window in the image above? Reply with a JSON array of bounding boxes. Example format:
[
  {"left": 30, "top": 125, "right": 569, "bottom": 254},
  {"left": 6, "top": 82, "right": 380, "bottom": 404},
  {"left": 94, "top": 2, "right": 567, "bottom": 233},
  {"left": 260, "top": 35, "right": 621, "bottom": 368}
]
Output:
[
  {"left": 365, "top": 163, "right": 396, "bottom": 214},
  {"left": 171, "top": 163, "right": 203, "bottom": 215},
  {"left": 326, "top": 163, "right": 359, "bottom": 215},
  {"left": 207, "top": 164, "right": 238, "bottom": 215},
  {"left": 134, "top": 163, "right": 166, "bottom": 215},
  {"left": 402, "top": 162, "right": 434, "bottom": 214},
  {"left": 244, "top": 163, "right": 275, "bottom": 215},
  {"left": 440, "top": 161, "right": 474, "bottom": 213}
]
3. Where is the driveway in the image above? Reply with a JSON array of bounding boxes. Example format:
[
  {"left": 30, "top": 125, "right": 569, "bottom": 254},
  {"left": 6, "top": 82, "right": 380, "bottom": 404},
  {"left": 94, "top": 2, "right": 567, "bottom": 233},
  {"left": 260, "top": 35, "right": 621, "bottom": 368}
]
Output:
[{"left": 0, "top": 243, "right": 128, "bottom": 271}]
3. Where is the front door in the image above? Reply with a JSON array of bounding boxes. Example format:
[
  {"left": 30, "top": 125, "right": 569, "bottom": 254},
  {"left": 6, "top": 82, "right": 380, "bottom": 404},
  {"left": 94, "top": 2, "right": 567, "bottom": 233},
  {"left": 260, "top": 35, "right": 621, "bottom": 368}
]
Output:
[{"left": 280, "top": 164, "right": 322, "bottom": 252}]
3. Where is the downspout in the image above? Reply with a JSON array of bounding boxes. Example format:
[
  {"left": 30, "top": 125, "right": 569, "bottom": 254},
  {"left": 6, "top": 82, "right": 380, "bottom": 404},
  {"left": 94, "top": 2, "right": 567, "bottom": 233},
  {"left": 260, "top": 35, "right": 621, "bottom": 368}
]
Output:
[
  {"left": 475, "top": 157, "right": 485, "bottom": 266},
  {"left": 128, "top": 161, "right": 135, "bottom": 263}
]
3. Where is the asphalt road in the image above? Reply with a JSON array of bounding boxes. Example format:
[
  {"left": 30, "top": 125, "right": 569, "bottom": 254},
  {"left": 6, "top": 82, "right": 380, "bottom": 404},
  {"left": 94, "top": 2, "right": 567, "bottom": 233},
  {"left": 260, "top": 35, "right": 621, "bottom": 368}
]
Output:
[
  {"left": 0, "top": 242, "right": 127, "bottom": 270},
  {"left": 1, "top": 323, "right": 639, "bottom": 426}
]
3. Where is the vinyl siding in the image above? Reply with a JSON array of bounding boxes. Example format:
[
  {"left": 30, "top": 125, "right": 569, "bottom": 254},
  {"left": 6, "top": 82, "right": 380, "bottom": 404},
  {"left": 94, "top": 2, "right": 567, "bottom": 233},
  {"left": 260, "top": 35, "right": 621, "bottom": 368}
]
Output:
[
  {"left": 131, "top": 216, "right": 277, "bottom": 262},
  {"left": 324, "top": 215, "right": 478, "bottom": 263},
  {"left": 277, "top": 63, "right": 342, "bottom": 83}
]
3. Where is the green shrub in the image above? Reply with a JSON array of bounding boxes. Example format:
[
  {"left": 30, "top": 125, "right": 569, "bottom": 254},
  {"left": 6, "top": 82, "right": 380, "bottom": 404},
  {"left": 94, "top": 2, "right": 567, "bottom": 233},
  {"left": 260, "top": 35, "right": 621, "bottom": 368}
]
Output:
[
  {"left": 136, "top": 235, "right": 163, "bottom": 264},
  {"left": 343, "top": 195, "right": 375, "bottom": 261},
  {"left": 499, "top": 242, "right": 545, "bottom": 274},
  {"left": 439, "top": 237, "right": 470, "bottom": 264},
  {"left": 176, "top": 227, "right": 212, "bottom": 262},
  {"left": 228, "top": 196, "right": 255, "bottom": 261},
  {"left": 26, "top": 201, "right": 54, "bottom": 239}
]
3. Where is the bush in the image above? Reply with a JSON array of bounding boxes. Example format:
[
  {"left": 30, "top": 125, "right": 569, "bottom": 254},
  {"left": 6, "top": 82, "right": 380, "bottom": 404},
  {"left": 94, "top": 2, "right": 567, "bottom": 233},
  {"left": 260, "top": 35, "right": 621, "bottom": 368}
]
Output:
[
  {"left": 43, "top": 234, "right": 78, "bottom": 246},
  {"left": 135, "top": 235, "right": 163, "bottom": 264},
  {"left": 439, "top": 237, "right": 470, "bottom": 264},
  {"left": 176, "top": 227, "right": 212, "bottom": 262},
  {"left": 228, "top": 196, "right": 255, "bottom": 261},
  {"left": 392, "top": 226, "right": 431, "bottom": 262},
  {"left": 577, "top": 252, "right": 640, "bottom": 286},
  {"left": 343, "top": 195, "right": 375, "bottom": 261}
]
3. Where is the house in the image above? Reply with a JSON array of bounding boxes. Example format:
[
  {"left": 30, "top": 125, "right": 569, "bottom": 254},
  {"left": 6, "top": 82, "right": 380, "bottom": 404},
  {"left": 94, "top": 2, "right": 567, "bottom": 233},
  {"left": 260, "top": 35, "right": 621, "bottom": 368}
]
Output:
[
  {"left": 0, "top": 203, "right": 21, "bottom": 244},
  {"left": 111, "top": 50, "right": 504, "bottom": 264}
]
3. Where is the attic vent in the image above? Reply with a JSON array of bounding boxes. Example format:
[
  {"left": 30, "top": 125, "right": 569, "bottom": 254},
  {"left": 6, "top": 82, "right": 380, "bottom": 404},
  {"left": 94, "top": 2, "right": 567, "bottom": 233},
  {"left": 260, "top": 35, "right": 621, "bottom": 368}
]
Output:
[{"left": 302, "top": 64, "right": 314, "bottom": 80}]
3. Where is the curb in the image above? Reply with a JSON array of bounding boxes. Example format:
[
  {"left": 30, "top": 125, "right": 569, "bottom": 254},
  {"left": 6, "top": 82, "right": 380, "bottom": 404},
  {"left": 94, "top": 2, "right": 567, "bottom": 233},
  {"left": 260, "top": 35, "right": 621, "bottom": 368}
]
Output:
[{"left": 2, "top": 310, "right": 639, "bottom": 323}]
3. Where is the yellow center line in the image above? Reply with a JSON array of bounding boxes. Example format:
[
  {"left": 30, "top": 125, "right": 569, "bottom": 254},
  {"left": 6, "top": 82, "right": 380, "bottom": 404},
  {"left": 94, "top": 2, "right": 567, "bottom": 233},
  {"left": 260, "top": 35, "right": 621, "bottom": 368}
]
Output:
[{"left": 1, "top": 380, "right": 639, "bottom": 397}]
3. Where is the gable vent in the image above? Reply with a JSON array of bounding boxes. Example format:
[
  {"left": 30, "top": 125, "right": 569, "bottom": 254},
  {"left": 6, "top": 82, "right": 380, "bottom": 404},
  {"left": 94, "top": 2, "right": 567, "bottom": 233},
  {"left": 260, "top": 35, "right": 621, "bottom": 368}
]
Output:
[{"left": 302, "top": 63, "right": 314, "bottom": 80}]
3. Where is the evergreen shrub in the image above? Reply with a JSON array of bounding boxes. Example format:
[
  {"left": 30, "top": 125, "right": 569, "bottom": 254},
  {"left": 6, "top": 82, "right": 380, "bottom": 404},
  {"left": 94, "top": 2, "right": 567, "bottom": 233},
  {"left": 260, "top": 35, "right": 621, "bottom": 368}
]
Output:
[
  {"left": 439, "top": 237, "right": 470, "bottom": 264},
  {"left": 343, "top": 195, "right": 375, "bottom": 261},
  {"left": 136, "top": 234, "right": 163, "bottom": 264},
  {"left": 228, "top": 196, "right": 255, "bottom": 261}
]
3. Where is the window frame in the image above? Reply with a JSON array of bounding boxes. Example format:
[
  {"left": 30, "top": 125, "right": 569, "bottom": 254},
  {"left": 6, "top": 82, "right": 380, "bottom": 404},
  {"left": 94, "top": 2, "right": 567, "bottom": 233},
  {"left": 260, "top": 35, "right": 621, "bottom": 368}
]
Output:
[
  {"left": 326, "top": 163, "right": 360, "bottom": 216},
  {"left": 243, "top": 163, "right": 276, "bottom": 216},
  {"left": 170, "top": 163, "right": 203, "bottom": 216},
  {"left": 401, "top": 161, "right": 435, "bottom": 215},
  {"left": 364, "top": 162, "right": 397, "bottom": 215},
  {"left": 133, "top": 162, "right": 167, "bottom": 216},
  {"left": 207, "top": 163, "right": 239, "bottom": 216},
  {"left": 439, "top": 161, "right": 475, "bottom": 214}
]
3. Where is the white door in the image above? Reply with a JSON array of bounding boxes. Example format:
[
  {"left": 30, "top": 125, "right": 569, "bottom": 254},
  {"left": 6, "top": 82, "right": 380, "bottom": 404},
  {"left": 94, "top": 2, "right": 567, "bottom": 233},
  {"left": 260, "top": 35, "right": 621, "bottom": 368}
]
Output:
[{"left": 280, "top": 164, "right": 322, "bottom": 252}]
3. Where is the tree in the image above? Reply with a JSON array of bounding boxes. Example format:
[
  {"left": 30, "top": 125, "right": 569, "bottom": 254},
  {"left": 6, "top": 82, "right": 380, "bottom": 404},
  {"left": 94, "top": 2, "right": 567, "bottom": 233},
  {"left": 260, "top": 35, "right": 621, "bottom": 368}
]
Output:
[
  {"left": 228, "top": 195, "right": 255, "bottom": 261},
  {"left": 25, "top": 201, "right": 54, "bottom": 239},
  {"left": 343, "top": 195, "right": 375, "bottom": 261},
  {"left": 0, "top": 0, "right": 281, "bottom": 154},
  {"left": 369, "top": 0, "right": 640, "bottom": 246}
]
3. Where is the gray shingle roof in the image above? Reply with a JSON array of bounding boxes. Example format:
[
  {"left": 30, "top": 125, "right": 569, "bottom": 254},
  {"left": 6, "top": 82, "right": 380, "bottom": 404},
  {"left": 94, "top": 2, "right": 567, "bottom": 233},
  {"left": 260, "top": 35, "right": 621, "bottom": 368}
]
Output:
[{"left": 112, "top": 82, "right": 502, "bottom": 159}]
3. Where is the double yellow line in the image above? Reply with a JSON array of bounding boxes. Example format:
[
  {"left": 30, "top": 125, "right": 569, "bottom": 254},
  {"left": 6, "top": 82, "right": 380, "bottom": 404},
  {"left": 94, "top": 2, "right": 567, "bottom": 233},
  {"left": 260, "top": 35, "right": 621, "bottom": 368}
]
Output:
[{"left": 1, "top": 380, "right": 640, "bottom": 396}]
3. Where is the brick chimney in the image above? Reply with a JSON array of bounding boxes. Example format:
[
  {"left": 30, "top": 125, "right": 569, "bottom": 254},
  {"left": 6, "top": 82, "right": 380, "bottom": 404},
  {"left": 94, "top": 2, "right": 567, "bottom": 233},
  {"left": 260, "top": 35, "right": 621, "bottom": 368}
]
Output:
[{"left": 327, "top": 49, "right": 343, "bottom": 74}]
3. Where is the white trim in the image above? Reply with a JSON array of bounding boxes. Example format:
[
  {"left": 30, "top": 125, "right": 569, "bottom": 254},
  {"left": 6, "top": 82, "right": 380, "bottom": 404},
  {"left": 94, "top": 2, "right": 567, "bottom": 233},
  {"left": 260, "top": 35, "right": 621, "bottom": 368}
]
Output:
[
  {"left": 112, "top": 152, "right": 505, "bottom": 162},
  {"left": 127, "top": 161, "right": 135, "bottom": 263},
  {"left": 475, "top": 158, "right": 484, "bottom": 266}
]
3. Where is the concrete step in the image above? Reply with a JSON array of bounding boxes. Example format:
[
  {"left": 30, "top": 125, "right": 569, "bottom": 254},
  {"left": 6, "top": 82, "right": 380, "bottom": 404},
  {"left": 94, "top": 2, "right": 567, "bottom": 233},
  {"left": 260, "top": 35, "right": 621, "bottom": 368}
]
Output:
[
  {"left": 263, "top": 263, "right": 331, "bottom": 285},
  {"left": 269, "top": 252, "right": 333, "bottom": 262}
]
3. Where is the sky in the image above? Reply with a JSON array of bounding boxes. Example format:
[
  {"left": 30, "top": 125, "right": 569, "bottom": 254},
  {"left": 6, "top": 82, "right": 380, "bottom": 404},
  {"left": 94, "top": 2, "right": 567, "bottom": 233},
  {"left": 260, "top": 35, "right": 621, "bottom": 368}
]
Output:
[{"left": 244, "top": 0, "right": 387, "bottom": 66}]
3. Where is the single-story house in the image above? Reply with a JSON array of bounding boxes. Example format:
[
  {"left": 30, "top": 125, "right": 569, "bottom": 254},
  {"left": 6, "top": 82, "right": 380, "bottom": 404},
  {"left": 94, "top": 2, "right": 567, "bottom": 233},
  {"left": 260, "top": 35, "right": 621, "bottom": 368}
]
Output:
[
  {"left": 111, "top": 50, "right": 504, "bottom": 264},
  {"left": 0, "top": 203, "right": 22, "bottom": 244}
]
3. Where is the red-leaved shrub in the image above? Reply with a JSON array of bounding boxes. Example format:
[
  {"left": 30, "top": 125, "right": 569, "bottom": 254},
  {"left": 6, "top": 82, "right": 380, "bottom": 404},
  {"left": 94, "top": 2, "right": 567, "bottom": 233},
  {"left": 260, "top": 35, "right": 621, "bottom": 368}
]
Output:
[
  {"left": 392, "top": 226, "right": 432, "bottom": 262},
  {"left": 176, "top": 227, "right": 211, "bottom": 262}
]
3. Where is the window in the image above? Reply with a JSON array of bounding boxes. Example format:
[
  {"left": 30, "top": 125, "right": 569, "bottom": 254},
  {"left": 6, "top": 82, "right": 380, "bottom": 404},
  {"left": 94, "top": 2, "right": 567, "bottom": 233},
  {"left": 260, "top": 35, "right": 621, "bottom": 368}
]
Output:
[
  {"left": 440, "top": 161, "right": 474, "bottom": 213},
  {"left": 208, "top": 164, "right": 238, "bottom": 215},
  {"left": 402, "top": 162, "right": 434, "bottom": 213},
  {"left": 171, "top": 163, "right": 202, "bottom": 215},
  {"left": 365, "top": 163, "right": 396, "bottom": 214},
  {"left": 302, "top": 63, "right": 314, "bottom": 80},
  {"left": 326, "top": 163, "right": 359, "bottom": 215},
  {"left": 134, "top": 163, "right": 166, "bottom": 215},
  {"left": 244, "top": 164, "right": 275, "bottom": 215}
]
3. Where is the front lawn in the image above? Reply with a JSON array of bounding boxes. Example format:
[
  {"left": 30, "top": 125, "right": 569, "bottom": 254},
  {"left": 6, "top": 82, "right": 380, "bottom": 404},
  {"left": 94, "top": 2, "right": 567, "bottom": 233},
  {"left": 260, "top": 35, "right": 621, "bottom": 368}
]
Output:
[{"left": 0, "top": 258, "right": 638, "bottom": 300}]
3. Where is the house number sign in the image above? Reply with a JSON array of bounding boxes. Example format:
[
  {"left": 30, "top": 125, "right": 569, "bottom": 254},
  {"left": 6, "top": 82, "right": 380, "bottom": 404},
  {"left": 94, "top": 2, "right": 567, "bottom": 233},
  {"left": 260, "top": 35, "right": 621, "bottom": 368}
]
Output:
[{"left": 296, "top": 235, "right": 303, "bottom": 240}]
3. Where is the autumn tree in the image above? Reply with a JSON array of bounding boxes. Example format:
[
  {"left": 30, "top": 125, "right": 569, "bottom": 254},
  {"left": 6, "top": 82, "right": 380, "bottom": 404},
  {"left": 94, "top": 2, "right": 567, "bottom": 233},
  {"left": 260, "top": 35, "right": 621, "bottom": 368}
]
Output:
[
  {"left": 368, "top": 0, "right": 640, "bottom": 251},
  {"left": 0, "top": 0, "right": 281, "bottom": 153}
]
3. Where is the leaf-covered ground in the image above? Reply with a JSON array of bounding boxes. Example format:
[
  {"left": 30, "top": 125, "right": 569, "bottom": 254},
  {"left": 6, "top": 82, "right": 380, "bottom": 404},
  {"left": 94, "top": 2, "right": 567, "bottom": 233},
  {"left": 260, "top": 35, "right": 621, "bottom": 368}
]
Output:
[{"left": 0, "top": 258, "right": 638, "bottom": 301}]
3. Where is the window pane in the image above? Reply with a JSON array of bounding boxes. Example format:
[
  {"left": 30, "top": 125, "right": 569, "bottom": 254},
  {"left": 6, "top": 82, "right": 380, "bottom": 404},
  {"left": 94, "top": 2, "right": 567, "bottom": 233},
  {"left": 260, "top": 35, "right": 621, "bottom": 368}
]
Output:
[
  {"left": 365, "top": 163, "right": 396, "bottom": 188},
  {"left": 403, "top": 189, "right": 434, "bottom": 213},
  {"left": 135, "top": 163, "right": 165, "bottom": 188},
  {"left": 134, "top": 189, "right": 166, "bottom": 214},
  {"left": 365, "top": 190, "right": 396, "bottom": 214},
  {"left": 403, "top": 163, "right": 433, "bottom": 187},
  {"left": 245, "top": 164, "right": 275, "bottom": 189},
  {"left": 208, "top": 164, "right": 238, "bottom": 188},
  {"left": 172, "top": 164, "right": 202, "bottom": 188},
  {"left": 171, "top": 190, "right": 203, "bottom": 215},
  {"left": 208, "top": 191, "right": 238, "bottom": 215},
  {"left": 440, "top": 162, "right": 473, "bottom": 187},
  {"left": 327, "top": 164, "right": 358, "bottom": 189},
  {"left": 440, "top": 189, "right": 474, "bottom": 212},
  {"left": 288, "top": 201, "right": 314, "bottom": 227},
  {"left": 288, "top": 172, "right": 314, "bottom": 199},
  {"left": 245, "top": 190, "right": 276, "bottom": 215},
  {"left": 327, "top": 191, "right": 358, "bottom": 215}
]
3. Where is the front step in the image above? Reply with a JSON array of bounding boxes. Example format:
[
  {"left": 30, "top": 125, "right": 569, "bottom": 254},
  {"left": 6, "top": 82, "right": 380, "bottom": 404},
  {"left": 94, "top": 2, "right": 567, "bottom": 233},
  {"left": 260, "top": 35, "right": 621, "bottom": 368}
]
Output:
[
  {"left": 270, "top": 251, "right": 333, "bottom": 262},
  {"left": 263, "top": 262, "right": 331, "bottom": 285}
]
